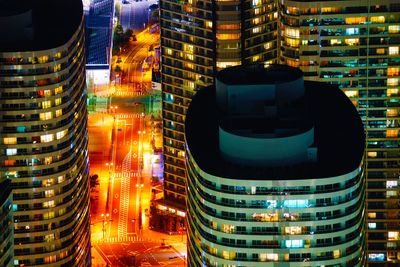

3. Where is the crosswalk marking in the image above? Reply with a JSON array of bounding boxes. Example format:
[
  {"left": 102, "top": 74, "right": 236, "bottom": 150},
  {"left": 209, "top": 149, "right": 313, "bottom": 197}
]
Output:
[
  {"left": 92, "top": 235, "right": 149, "bottom": 243},
  {"left": 115, "top": 113, "right": 143, "bottom": 119},
  {"left": 111, "top": 172, "right": 138, "bottom": 178}
]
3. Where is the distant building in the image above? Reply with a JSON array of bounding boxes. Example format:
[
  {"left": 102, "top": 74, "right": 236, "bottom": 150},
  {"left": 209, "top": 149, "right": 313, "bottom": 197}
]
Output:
[
  {"left": 0, "top": 0, "right": 91, "bottom": 265},
  {"left": 185, "top": 64, "right": 366, "bottom": 266},
  {"left": 0, "top": 179, "right": 13, "bottom": 267},
  {"left": 84, "top": 0, "right": 115, "bottom": 87}
]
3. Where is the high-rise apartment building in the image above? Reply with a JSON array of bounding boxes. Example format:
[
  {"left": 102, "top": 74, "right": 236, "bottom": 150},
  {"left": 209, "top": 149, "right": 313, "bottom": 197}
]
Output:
[
  {"left": 158, "top": 0, "right": 279, "bottom": 230},
  {"left": 185, "top": 64, "right": 366, "bottom": 266},
  {"left": 160, "top": 0, "right": 400, "bottom": 263},
  {"left": 279, "top": 2, "right": 400, "bottom": 265},
  {"left": 0, "top": 0, "right": 91, "bottom": 265},
  {"left": 0, "top": 179, "right": 13, "bottom": 267}
]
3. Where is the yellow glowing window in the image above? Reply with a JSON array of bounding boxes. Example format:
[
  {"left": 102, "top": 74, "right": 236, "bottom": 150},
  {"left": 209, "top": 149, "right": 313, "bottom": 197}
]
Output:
[
  {"left": 388, "top": 78, "right": 399, "bottom": 86},
  {"left": 389, "top": 25, "right": 400, "bottom": 34},
  {"left": 264, "top": 42, "right": 272, "bottom": 50},
  {"left": 388, "top": 232, "right": 399, "bottom": 240},
  {"left": 206, "top": 21, "right": 212, "bottom": 29},
  {"left": 44, "top": 90, "right": 51, "bottom": 96},
  {"left": 186, "top": 53, "right": 194, "bottom": 61},
  {"left": 42, "top": 100, "right": 51, "bottom": 109},
  {"left": 222, "top": 224, "right": 235, "bottom": 233},
  {"left": 56, "top": 109, "right": 62, "bottom": 117},
  {"left": 183, "top": 44, "right": 194, "bottom": 52},
  {"left": 184, "top": 6, "right": 192, "bottom": 12},
  {"left": 376, "top": 48, "right": 386, "bottom": 55},
  {"left": 4, "top": 137, "right": 17, "bottom": 144},
  {"left": 216, "top": 61, "right": 241, "bottom": 69},
  {"left": 217, "top": 24, "right": 240, "bottom": 30},
  {"left": 41, "top": 134, "right": 54, "bottom": 143},
  {"left": 252, "top": 55, "right": 260, "bottom": 62},
  {"left": 287, "top": 6, "right": 299, "bottom": 15},
  {"left": 389, "top": 46, "right": 399, "bottom": 55},
  {"left": 254, "top": 8, "right": 260, "bottom": 15},
  {"left": 222, "top": 251, "right": 236, "bottom": 260},
  {"left": 387, "top": 89, "right": 399, "bottom": 96},
  {"left": 286, "top": 59, "right": 299, "bottom": 67},
  {"left": 54, "top": 52, "right": 62, "bottom": 59},
  {"left": 38, "top": 55, "right": 49, "bottom": 63},
  {"left": 188, "top": 0, "right": 192, "bottom": 4},
  {"left": 252, "top": 0, "right": 261, "bottom": 6},
  {"left": 330, "top": 39, "right": 342, "bottom": 45},
  {"left": 345, "top": 17, "right": 366, "bottom": 25},
  {"left": 40, "top": 112, "right": 52, "bottom": 120},
  {"left": 387, "top": 191, "right": 397, "bottom": 198},
  {"left": 370, "top": 16, "right": 385, "bottom": 23},
  {"left": 43, "top": 212, "right": 55, "bottom": 220},
  {"left": 55, "top": 98, "right": 62, "bottom": 106},
  {"left": 216, "top": 33, "right": 241, "bottom": 40},
  {"left": 321, "top": 7, "right": 341, "bottom": 13},
  {"left": 285, "top": 28, "right": 299, "bottom": 38},
  {"left": 386, "top": 129, "right": 398, "bottom": 138},
  {"left": 367, "top": 151, "right": 377, "bottom": 158},
  {"left": 56, "top": 130, "right": 67, "bottom": 140},
  {"left": 345, "top": 90, "right": 358, "bottom": 97},
  {"left": 368, "top": 212, "right": 376, "bottom": 218},
  {"left": 166, "top": 48, "right": 172, "bottom": 55},
  {"left": 387, "top": 109, "right": 398, "bottom": 117},
  {"left": 285, "top": 226, "right": 302, "bottom": 235},
  {"left": 54, "top": 86, "right": 63, "bottom": 94},
  {"left": 333, "top": 250, "right": 341, "bottom": 259},
  {"left": 185, "top": 63, "right": 194, "bottom": 70},
  {"left": 286, "top": 38, "right": 300, "bottom": 47},
  {"left": 253, "top": 18, "right": 260, "bottom": 25},
  {"left": 252, "top": 27, "right": 261, "bottom": 34},
  {"left": 44, "top": 156, "right": 52, "bottom": 165},
  {"left": 53, "top": 64, "right": 61, "bottom": 72},
  {"left": 345, "top": 38, "right": 359, "bottom": 46},
  {"left": 388, "top": 68, "right": 399, "bottom": 76}
]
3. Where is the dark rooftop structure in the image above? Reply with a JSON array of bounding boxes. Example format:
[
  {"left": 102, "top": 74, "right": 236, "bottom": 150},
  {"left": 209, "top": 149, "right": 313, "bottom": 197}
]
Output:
[
  {"left": 185, "top": 64, "right": 365, "bottom": 180},
  {"left": 0, "top": 0, "right": 83, "bottom": 52}
]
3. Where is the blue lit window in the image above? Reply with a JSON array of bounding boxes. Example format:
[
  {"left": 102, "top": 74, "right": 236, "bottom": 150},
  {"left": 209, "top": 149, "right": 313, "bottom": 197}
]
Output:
[
  {"left": 285, "top": 240, "right": 303, "bottom": 248},
  {"left": 16, "top": 126, "right": 26, "bottom": 133},
  {"left": 284, "top": 200, "right": 309, "bottom": 208},
  {"left": 368, "top": 223, "right": 377, "bottom": 229},
  {"left": 368, "top": 253, "right": 385, "bottom": 261},
  {"left": 346, "top": 28, "right": 359, "bottom": 35},
  {"left": 13, "top": 204, "right": 18, "bottom": 211}
]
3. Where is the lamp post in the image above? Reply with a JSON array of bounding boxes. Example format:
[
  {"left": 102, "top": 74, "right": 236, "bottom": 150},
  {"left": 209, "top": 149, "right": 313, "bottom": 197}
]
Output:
[
  {"left": 105, "top": 162, "right": 113, "bottom": 212},
  {"left": 100, "top": 213, "right": 110, "bottom": 240}
]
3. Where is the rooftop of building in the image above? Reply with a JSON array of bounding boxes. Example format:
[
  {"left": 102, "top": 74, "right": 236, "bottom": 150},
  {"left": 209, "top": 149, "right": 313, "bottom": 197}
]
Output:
[
  {"left": 0, "top": 0, "right": 83, "bottom": 52},
  {"left": 185, "top": 64, "right": 365, "bottom": 180}
]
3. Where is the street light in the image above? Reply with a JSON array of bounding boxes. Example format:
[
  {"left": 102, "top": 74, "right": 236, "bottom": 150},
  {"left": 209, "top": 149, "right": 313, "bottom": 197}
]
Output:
[
  {"left": 100, "top": 213, "right": 111, "bottom": 240},
  {"left": 105, "top": 162, "right": 114, "bottom": 212}
]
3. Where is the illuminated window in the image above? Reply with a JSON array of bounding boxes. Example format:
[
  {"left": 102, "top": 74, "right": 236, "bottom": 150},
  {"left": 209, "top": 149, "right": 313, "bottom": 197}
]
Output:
[
  {"left": 345, "top": 17, "right": 366, "bottom": 25},
  {"left": 376, "top": 48, "right": 386, "bottom": 55},
  {"left": 368, "top": 212, "right": 376, "bottom": 219},
  {"left": 283, "top": 200, "right": 309, "bottom": 208},
  {"left": 40, "top": 112, "right": 52, "bottom": 120},
  {"left": 367, "top": 151, "right": 377, "bottom": 158},
  {"left": 54, "top": 52, "right": 62, "bottom": 59},
  {"left": 55, "top": 109, "right": 62, "bottom": 117},
  {"left": 206, "top": 21, "right": 212, "bottom": 29},
  {"left": 346, "top": 28, "right": 359, "bottom": 35},
  {"left": 55, "top": 98, "right": 62, "bottom": 106},
  {"left": 254, "top": 8, "right": 260, "bottom": 15},
  {"left": 286, "top": 38, "right": 300, "bottom": 47},
  {"left": 388, "top": 78, "right": 399, "bottom": 86},
  {"left": 217, "top": 24, "right": 240, "bottom": 30},
  {"left": 333, "top": 250, "right": 341, "bottom": 259},
  {"left": 185, "top": 63, "right": 194, "bottom": 70},
  {"left": 285, "top": 27, "right": 299, "bottom": 38},
  {"left": 222, "top": 224, "right": 235, "bottom": 233},
  {"left": 387, "top": 181, "right": 398, "bottom": 188},
  {"left": 388, "top": 232, "right": 399, "bottom": 240},
  {"left": 253, "top": 18, "right": 260, "bottom": 25},
  {"left": 285, "top": 226, "right": 302, "bottom": 235},
  {"left": 286, "top": 6, "right": 299, "bottom": 15},
  {"left": 38, "top": 55, "right": 49, "bottom": 63},
  {"left": 222, "top": 250, "right": 235, "bottom": 260},
  {"left": 45, "top": 190, "right": 55, "bottom": 198},
  {"left": 58, "top": 175, "right": 65, "bottom": 183},
  {"left": 389, "top": 46, "right": 399, "bottom": 55},
  {"left": 183, "top": 44, "right": 194, "bottom": 52},
  {"left": 264, "top": 42, "right": 272, "bottom": 50},
  {"left": 345, "top": 90, "right": 358, "bottom": 97},
  {"left": 389, "top": 25, "right": 400, "bottom": 34},
  {"left": 54, "top": 86, "right": 63, "bottom": 94},
  {"left": 53, "top": 64, "right": 61, "bottom": 72},
  {"left": 4, "top": 137, "right": 17, "bottom": 144},
  {"left": 44, "top": 89, "right": 51, "bottom": 96},
  {"left": 368, "top": 222, "right": 377, "bottom": 229},
  {"left": 41, "top": 134, "right": 54, "bottom": 143},
  {"left": 345, "top": 38, "right": 359, "bottom": 46},
  {"left": 387, "top": 108, "right": 398, "bottom": 117},
  {"left": 6, "top": 148, "right": 17, "bottom": 156},
  {"left": 286, "top": 59, "right": 299, "bottom": 67},
  {"left": 370, "top": 16, "right": 385, "bottom": 23},
  {"left": 252, "top": 55, "right": 260, "bottom": 62},
  {"left": 387, "top": 191, "right": 397, "bottom": 198},
  {"left": 216, "top": 61, "right": 241, "bottom": 69},
  {"left": 368, "top": 253, "right": 385, "bottom": 261},
  {"left": 186, "top": 53, "right": 194, "bottom": 61},
  {"left": 260, "top": 253, "right": 278, "bottom": 261},
  {"left": 387, "top": 68, "right": 399, "bottom": 76},
  {"left": 216, "top": 33, "right": 241, "bottom": 40},
  {"left": 166, "top": 48, "right": 172, "bottom": 55},
  {"left": 252, "top": 27, "right": 261, "bottom": 34},
  {"left": 386, "top": 129, "right": 398, "bottom": 138},
  {"left": 42, "top": 100, "right": 51, "bottom": 109},
  {"left": 285, "top": 240, "right": 303, "bottom": 248},
  {"left": 43, "top": 201, "right": 55, "bottom": 208},
  {"left": 44, "top": 156, "right": 52, "bottom": 165},
  {"left": 252, "top": 0, "right": 261, "bottom": 6},
  {"left": 387, "top": 88, "right": 399, "bottom": 96},
  {"left": 4, "top": 160, "right": 16, "bottom": 166},
  {"left": 330, "top": 39, "right": 342, "bottom": 45}
]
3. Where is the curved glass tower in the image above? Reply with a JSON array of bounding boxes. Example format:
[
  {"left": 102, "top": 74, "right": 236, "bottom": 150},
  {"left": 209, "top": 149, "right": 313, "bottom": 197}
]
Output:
[
  {"left": 0, "top": 0, "right": 91, "bottom": 265},
  {"left": 185, "top": 64, "right": 366, "bottom": 266}
]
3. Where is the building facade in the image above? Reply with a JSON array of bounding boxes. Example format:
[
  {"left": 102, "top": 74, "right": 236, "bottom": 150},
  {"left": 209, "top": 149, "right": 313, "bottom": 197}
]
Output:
[
  {"left": 185, "top": 64, "right": 366, "bottom": 266},
  {"left": 0, "top": 0, "right": 91, "bottom": 265},
  {"left": 279, "top": 1, "right": 400, "bottom": 265},
  {"left": 158, "top": 0, "right": 279, "bottom": 230},
  {"left": 0, "top": 179, "right": 13, "bottom": 267}
]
